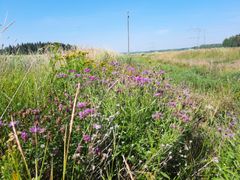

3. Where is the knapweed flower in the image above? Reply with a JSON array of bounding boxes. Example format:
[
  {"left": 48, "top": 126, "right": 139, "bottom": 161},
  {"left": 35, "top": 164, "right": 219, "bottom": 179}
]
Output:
[
  {"left": 84, "top": 108, "right": 95, "bottom": 115},
  {"left": 127, "top": 66, "right": 135, "bottom": 72},
  {"left": 159, "top": 70, "right": 165, "bottom": 75},
  {"left": 229, "top": 120, "right": 237, "bottom": 128},
  {"left": 56, "top": 73, "right": 68, "bottom": 78},
  {"left": 177, "top": 111, "right": 190, "bottom": 123},
  {"left": 79, "top": 108, "right": 95, "bottom": 119},
  {"left": 94, "top": 147, "right": 101, "bottom": 155},
  {"left": 83, "top": 134, "right": 91, "bottom": 143},
  {"left": 21, "top": 131, "right": 28, "bottom": 142},
  {"left": 134, "top": 76, "right": 150, "bottom": 85},
  {"left": 93, "top": 124, "right": 102, "bottom": 130},
  {"left": 152, "top": 112, "right": 162, "bottom": 120},
  {"left": 84, "top": 68, "right": 91, "bottom": 73},
  {"left": 75, "top": 74, "right": 81, "bottom": 78},
  {"left": 111, "top": 61, "right": 119, "bottom": 66},
  {"left": 29, "top": 126, "right": 45, "bottom": 134},
  {"left": 154, "top": 90, "right": 164, "bottom": 97},
  {"left": 9, "top": 121, "right": 19, "bottom": 128},
  {"left": 77, "top": 102, "right": 87, "bottom": 109},
  {"left": 0, "top": 120, "right": 3, "bottom": 127},
  {"left": 89, "top": 76, "right": 97, "bottom": 81},
  {"left": 142, "top": 70, "right": 150, "bottom": 75},
  {"left": 168, "top": 101, "right": 177, "bottom": 108}
]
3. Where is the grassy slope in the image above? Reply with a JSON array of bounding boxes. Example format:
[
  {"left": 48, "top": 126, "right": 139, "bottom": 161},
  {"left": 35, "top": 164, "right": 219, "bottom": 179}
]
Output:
[{"left": 133, "top": 48, "right": 240, "bottom": 112}]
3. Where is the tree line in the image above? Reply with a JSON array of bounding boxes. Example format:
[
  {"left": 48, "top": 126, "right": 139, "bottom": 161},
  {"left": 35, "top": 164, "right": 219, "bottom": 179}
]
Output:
[
  {"left": 0, "top": 42, "right": 75, "bottom": 55},
  {"left": 223, "top": 34, "right": 240, "bottom": 47}
]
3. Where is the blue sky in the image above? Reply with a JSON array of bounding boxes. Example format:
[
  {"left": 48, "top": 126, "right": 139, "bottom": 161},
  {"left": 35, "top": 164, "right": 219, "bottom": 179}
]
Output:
[{"left": 0, "top": 0, "right": 240, "bottom": 52}]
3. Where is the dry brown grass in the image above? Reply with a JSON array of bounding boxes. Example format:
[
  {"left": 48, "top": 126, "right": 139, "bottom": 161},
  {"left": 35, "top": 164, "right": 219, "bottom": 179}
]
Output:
[{"left": 145, "top": 48, "right": 240, "bottom": 72}]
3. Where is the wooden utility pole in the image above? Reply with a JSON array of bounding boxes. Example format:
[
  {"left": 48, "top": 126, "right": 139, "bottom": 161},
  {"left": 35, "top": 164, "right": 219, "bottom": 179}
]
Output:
[{"left": 127, "top": 11, "right": 130, "bottom": 54}]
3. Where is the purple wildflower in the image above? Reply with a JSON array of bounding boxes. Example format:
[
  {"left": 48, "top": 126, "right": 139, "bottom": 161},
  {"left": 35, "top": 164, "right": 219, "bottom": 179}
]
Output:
[
  {"left": 229, "top": 120, "right": 237, "bottom": 128},
  {"left": 79, "top": 108, "right": 95, "bottom": 119},
  {"left": 94, "top": 147, "right": 101, "bottom": 155},
  {"left": 93, "top": 124, "right": 102, "bottom": 130},
  {"left": 142, "top": 70, "right": 150, "bottom": 75},
  {"left": 168, "top": 101, "right": 177, "bottom": 108},
  {"left": 127, "top": 66, "right": 135, "bottom": 72},
  {"left": 75, "top": 74, "right": 81, "bottom": 78},
  {"left": 111, "top": 61, "right": 119, "bottom": 66},
  {"left": 159, "top": 70, "right": 165, "bottom": 75},
  {"left": 134, "top": 76, "right": 150, "bottom": 85},
  {"left": 84, "top": 108, "right": 95, "bottom": 115},
  {"left": 77, "top": 102, "right": 87, "bottom": 109},
  {"left": 217, "top": 127, "right": 222, "bottom": 132},
  {"left": 79, "top": 111, "right": 85, "bottom": 119},
  {"left": 29, "top": 126, "right": 45, "bottom": 134},
  {"left": 154, "top": 90, "right": 164, "bottom": 97},
  {"left": 9, "top": 121, "right": 19, "bottom": 128},
  {"left": 89, "top": 76, "right": 97, "bottom": 81},
  {"left": 177, "top": 111, "right": 190, "bottom": 123},
  {"left": 0, "top": 120, "right": 3, "bottom": 127},
  {"left": 21, "top": 131, "right": 28, "bottom": 142},
  {"left": 84, "top": 68, "right": 91, "bottom": 73},
  {"left": 83, "top": 134, "right": 91, "bottom": 143},
  {"left": 56, "top": 73, "right": 68, "bottom": 78}
]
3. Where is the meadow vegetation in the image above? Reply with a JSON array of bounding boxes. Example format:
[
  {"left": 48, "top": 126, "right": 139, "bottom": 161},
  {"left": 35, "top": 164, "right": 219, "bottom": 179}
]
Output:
[{"left": 0, "top": 47, "right": 239, "bottom": 179}]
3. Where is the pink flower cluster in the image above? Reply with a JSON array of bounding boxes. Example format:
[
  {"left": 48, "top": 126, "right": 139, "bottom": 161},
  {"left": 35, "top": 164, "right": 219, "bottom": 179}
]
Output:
[{"left": 79, "top": 108, "right": 95, "bottom": 119}]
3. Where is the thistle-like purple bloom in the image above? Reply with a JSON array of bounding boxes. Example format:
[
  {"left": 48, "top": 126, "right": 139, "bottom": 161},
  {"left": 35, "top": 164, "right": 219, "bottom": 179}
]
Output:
[
  {"left": 9, "top": 121, "right": 19, "bottom": 128},
  {"left": 83, "top": 134, "right": 91, "bottom": 143},
  {"left": 134, "top": 76, "right": 150, "bottom": 85},
  {"left": 84, "top": 68, "right": 91, "bottom": 73},
  {"left": 89, "top": 76, "right": 97, "bottom": 81},
  {"left": 21, "top": 131, "right": 28, "bottom": 142},
  {"left": 75, "top": 74, "right": 81, "bottom": 78},
  {"left": 159, "top": 70, "right": 165, "bottom": 75},
  {"left": 79, "top": 108, "right": 95, "bottom": 119},
  {"left": 168, "top": 101, "right": 177, "bottom": 108},
  {"left": 177, "top": 111, "right": 190, "bottom": 123},
  {"left": 94, "top": 147, "right": 101, "bottom": 155},
  {"left": 77, "top": 102, "right": 87, "bottom": 109},
  {"left": 127, "top": 66, "right": 135, "bottom": 72},
  {"left": 29, "top": 126, "right": 45, "bottom": 134},
  {"left": 0, "top": 120, "right": 3, "bottom": 127},
  {"left": 56, "top": 73, "right": 68, "bottom": 78}
]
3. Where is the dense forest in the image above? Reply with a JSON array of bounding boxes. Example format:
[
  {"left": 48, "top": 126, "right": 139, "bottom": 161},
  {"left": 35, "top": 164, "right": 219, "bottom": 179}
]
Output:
[{"left": 0, "top": 42, "right": 75, "bottom": 55}]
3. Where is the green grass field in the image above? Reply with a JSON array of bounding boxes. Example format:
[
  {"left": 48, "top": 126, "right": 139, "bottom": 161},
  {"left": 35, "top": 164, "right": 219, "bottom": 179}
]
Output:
[{"left": 0, "top": 48, "right": 239, "bottom": 179}]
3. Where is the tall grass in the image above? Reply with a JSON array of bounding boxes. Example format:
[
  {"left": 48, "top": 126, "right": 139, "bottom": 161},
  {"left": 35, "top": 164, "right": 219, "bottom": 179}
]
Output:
[{"left": 0, "top": 48, "right": 239, "bottom": 179}]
